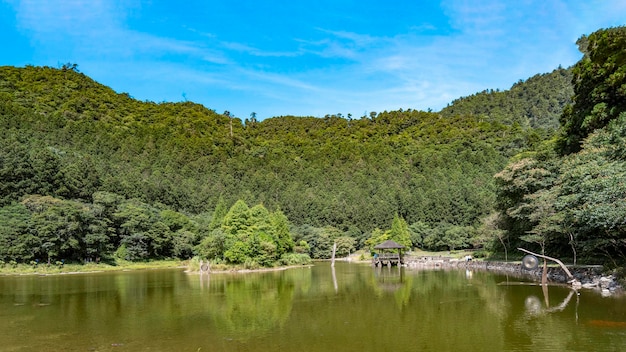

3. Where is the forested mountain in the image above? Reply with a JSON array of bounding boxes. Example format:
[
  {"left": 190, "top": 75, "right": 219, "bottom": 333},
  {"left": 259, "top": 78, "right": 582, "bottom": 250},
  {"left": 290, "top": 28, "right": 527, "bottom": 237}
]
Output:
[
  {"left": 0, "top": 64, "right": 552, "bottom": 227},
  {"left": 494, "top": 26, "right": 626, "bottom": 265},
  {"left": 3, "top": 26, "right": 624, "bottom": 267},
  {"left": 0, "top": 63, "right": 552, "bottom": 264},
  {"left": 441, "top": 67, "right": 573, "bottom": 130}
]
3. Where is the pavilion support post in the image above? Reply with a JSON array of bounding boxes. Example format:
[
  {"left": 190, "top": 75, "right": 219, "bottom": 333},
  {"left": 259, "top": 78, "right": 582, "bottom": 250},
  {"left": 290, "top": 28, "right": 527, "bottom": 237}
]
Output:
[
  {"left": 542, "top": 259, "right": 548, "bottom": 287},
  {"left": 331, "top": 242, "right": 337, "bottom": 267}
]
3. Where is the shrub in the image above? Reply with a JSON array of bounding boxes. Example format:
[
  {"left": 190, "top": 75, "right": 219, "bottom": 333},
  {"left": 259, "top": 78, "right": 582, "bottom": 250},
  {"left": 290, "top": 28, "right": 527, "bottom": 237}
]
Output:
[
  {"left": 243, "top": 258, "right": 259, "bottom": 270},
  {"left": 187, "top": 256, "right": 202, "bottom": 271},
  {"left": 114, "top": 244, "right": 129, "bottom": 260},
  {"left": 279, "top": 253, "right": 312, "bottom": 266},
  {"left": 472, "top": 250, "right": 488, "bottom": 259}
]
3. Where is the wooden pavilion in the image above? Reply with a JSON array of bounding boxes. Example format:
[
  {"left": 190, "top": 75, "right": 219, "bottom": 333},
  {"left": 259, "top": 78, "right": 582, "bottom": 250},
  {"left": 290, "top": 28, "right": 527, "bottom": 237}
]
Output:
[{"left": 373, "top": 240, "right": 405, "bottom": 267}]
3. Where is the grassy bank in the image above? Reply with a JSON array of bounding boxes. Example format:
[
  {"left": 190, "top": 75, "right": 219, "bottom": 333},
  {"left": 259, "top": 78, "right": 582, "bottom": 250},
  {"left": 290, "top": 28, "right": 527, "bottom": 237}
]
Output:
[{"left": 0, "top": 259, "right": 185, "bottom": 275}]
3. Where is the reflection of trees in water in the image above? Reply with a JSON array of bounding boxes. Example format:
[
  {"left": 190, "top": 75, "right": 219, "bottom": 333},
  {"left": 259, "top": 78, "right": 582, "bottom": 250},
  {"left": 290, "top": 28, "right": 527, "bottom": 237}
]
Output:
[
  {"left": 203, "top": 269, "right": 308, "bottom": 339},
  {"left": 404, "top": 270, "right": 509, "bottom": 349},
  {"left": 359, "top": 267, "right": 516, "bottom": 349}
]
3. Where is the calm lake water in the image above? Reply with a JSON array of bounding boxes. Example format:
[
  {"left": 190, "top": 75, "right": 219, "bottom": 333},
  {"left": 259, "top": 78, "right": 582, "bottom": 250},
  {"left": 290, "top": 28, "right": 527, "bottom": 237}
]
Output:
[{"left": 1, "top": 262, "right": 625, "bottom": 351}]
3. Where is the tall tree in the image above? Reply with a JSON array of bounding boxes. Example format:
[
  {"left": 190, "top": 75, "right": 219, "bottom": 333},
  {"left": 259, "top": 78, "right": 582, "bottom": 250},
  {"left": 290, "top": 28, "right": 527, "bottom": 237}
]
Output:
[
  {"left": 559, "top": 26, "right": 626, "bottom": 154},
  {"left": 389, "top": 214, "right": 411, "bottom": 249}
]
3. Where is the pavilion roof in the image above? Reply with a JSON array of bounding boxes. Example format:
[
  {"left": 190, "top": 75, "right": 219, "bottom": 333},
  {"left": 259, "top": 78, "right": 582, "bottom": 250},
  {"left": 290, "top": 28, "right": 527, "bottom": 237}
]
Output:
[{"left": 374, "top": 240, "right": 405, "bottom": 249}]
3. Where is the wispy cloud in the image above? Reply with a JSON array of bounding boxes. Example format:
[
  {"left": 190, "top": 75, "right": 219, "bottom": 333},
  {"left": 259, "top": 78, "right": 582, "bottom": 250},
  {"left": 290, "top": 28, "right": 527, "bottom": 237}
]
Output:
[
  {"left": 316, "top": 28, "right": 379, "bottom": 47},
  {"left": 6, "top": 0, "right": 626, "bottom": 119},
  {"left": 221, "top": 41, "right": 302, "bottom": 58},
  {"left": 13, "top": 0, "right": 123, "bottom": 40}
]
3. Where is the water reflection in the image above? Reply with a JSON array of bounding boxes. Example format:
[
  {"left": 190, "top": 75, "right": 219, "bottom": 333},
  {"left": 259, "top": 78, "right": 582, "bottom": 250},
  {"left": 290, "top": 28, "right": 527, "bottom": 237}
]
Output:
[
  {"left": 0, "top": 264, "right": 625, "bottom": 351},
  {"left": 521, "top": 284, "right": 581, "bottom": 337},
  {"left": 373, "top": 265, "right": 404, "bottom": 290},
  {"left": 190, "top": 269, "right": 307, "bottom": 340}
]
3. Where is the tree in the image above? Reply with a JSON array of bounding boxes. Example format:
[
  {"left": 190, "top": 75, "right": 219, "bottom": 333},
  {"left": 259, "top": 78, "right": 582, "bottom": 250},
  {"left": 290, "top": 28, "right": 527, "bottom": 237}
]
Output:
[
  {"left": 0, "top": 203, "right": 37, "bottom": 261},
  {"left": 82, "top": 204, "right": 113, "bottom": 262},
  {"left": 222, "top": 200, "right": 250, "bottom": 237},
  {"left": 209, "top": 195, "right": 228, "bottom": 230},
  {"left": 559, "top": 26, "right": 626, "bottom": 154},
  {"left": 494, "top": 157, "right": 560, "bottom": 246},
  {"left": 113, "top": 199, "right": 158, "bottom": 261},
  {"left": 365, "top": 228, "right": 389, "bottom": 254},
  {"left": 119, "top": 232, "right": 149, "bottom": 261},
  {"left": 195, "top": 228, "right": 228, "bottom": 260},
  {"left": 224, "top": 110, "right": 233, "bottom": 138},
  {"left": 0, "top": 137, "right": 36, "bottom": 205},
  {"left": 479, "top": 212, "right": 508, "bottom": 261},
  {"left": 23, "top": 195, "right": 87, "bottom": 263},
  {"left": 556, "top": 123, "right": 626, "bottom": 263},
  {"left": 408, "top": 221, "right": 430, "bottom": 249},
  {"left": 270, "top": 209, "right": 294, "bottom": 256},
  {"left": 389, "top": 214, "right": 412, "bottom": 249},
  {"left": 334, "top": 236, "right": 356, "bottom": 257},
  {"left": 445, "top": 225, "right": 473, "bottom": 251}
]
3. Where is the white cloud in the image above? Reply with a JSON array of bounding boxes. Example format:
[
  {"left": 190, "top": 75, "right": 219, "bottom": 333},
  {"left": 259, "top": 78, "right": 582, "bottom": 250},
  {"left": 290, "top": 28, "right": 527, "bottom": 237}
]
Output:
[
  {"left": 221, "top": 41, "right": 302, "bottom": 58},
  {"left": 6, "top": 0, "right": 626, "bottom": 119},
  {"left": 13, "top": 0, "right": 124, "bottom": 39}
]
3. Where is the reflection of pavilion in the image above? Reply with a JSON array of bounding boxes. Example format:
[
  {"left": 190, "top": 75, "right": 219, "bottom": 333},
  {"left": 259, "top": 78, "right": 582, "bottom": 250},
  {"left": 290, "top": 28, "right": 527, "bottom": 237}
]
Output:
[
  {"left": 374, "top": 265, "right": 405, "bottom": 292},
  {"left": 373, "top": 240, "right": 405, "bottom": 267}
]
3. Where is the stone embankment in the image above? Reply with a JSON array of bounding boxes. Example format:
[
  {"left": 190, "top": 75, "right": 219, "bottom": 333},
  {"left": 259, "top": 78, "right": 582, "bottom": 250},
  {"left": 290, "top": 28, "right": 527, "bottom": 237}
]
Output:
[{"left": 404, "top": 255, "right": 622, "bottom": 296}]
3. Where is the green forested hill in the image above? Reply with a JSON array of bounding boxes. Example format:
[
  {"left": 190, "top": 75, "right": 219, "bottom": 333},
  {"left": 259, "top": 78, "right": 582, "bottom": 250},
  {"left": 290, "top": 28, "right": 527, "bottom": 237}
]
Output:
[
  {"left": 0, "top": 62, "right": 567, "bottom": 265},
  {"left": 0, "top": 65, "right": 549, "bottom": 227},
  {"left": 440, "top": 67, "right": 573, "bottom": 130},
  {"left": 494, "top": 27, "right": 626, "bottom": 266}
]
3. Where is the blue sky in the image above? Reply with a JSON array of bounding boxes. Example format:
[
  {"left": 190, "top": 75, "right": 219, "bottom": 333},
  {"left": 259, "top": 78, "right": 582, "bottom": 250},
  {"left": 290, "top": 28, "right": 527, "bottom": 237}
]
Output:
[{"left": 2, "top": 1, "right": 625, "bottom": 120}]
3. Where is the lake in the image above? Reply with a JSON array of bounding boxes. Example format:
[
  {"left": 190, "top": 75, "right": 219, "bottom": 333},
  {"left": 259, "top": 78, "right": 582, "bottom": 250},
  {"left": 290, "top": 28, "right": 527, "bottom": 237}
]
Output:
[{"left": 1, "top": 262, "right": 625, "bottom": 351}]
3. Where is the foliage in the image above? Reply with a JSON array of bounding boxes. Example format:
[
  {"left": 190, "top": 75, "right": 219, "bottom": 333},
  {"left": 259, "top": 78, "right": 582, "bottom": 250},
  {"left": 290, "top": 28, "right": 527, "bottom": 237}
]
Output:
[
  {"left": 205, "top": 200, "right": 298, "bottom": 267},
  {"left": 389, "top": 214, "right": 412, "bottom": 249},
  {"left": 0, "top": 64, "right": 552, "bottom": 235},
  {"left": 0, "top": 43, "right": 596, "bottom": 264},
  {"left": 408, "top": 221, "right": 430, "bottom": 249},
  {"left": 559, "top": 27, "right": 626, "bottom": 154},
  {"left": 441, "top": 67, "right": 573, "bottom": 130},
  {"left": 495, "top": 27, "right": 626, "bottom": 265},
  {"left": 279, "top": 253, "right": 312, "bottom": 266}
]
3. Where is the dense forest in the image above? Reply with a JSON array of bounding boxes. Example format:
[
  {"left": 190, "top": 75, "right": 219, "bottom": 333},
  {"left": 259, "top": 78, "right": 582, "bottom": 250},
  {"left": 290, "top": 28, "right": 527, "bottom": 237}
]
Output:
[
  {"left": 441, "top": 66, "right": 573, "bottom": 130},
  {"left": 494, "top": 26, "right": 626, "bottom": 265},
  {"left": 1, "top": 26, "right": 624, "bottom": 267}
]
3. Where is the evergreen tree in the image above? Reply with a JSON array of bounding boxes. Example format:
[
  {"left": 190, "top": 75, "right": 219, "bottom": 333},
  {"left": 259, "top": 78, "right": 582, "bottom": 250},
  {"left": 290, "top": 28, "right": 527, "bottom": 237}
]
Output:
[
  {"left": 389, "top": 214, "right": 411, "bottom": 249},
  {"left": 559, "top": 26, "right": 626, "bottom": 154}
]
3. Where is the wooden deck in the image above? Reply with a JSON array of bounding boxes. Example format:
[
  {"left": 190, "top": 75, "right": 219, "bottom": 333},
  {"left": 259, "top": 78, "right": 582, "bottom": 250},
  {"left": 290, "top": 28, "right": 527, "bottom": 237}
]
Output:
[{"left": 372, "top": 253, "right": 403, "bottom": 267}]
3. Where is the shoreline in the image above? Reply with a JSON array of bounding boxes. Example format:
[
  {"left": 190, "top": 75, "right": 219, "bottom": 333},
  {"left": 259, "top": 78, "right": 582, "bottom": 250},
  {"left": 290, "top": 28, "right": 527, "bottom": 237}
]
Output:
[
  {"left": 185, "top": 264, "right": 313, "bottom": 275},
  {"left": 340, "top": 253, "right": 624, "bottom": 296},
  {"left": 405, "top": 258, "right": 624, "bottom": 296},
  {"left": 0, "top": 260, "right": 313, "bottom": 277},
  {"left": 0, "top": 260, "right": 186, "bottom": 276},
  {"left": 2, "top": 258, "right": 622, "bottom": 297}
]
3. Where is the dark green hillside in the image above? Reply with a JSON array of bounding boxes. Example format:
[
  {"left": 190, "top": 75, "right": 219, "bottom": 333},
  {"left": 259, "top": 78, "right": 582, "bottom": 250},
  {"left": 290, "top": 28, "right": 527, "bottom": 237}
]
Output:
[
  {"left": 441, "top": 67, "right": 573, "bottom": 130},
  {"left": 0, "top": 65, "right": 545, "bottom": 230},
  {"left": 0, "top": 61, "right": 566, "bottom": 264}
]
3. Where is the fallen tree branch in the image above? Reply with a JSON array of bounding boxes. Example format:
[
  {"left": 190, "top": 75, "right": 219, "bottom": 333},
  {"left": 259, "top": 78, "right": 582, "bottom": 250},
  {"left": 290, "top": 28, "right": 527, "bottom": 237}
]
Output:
[{"left": 517, "top": 247, "right": 579, "bottom": 285}]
